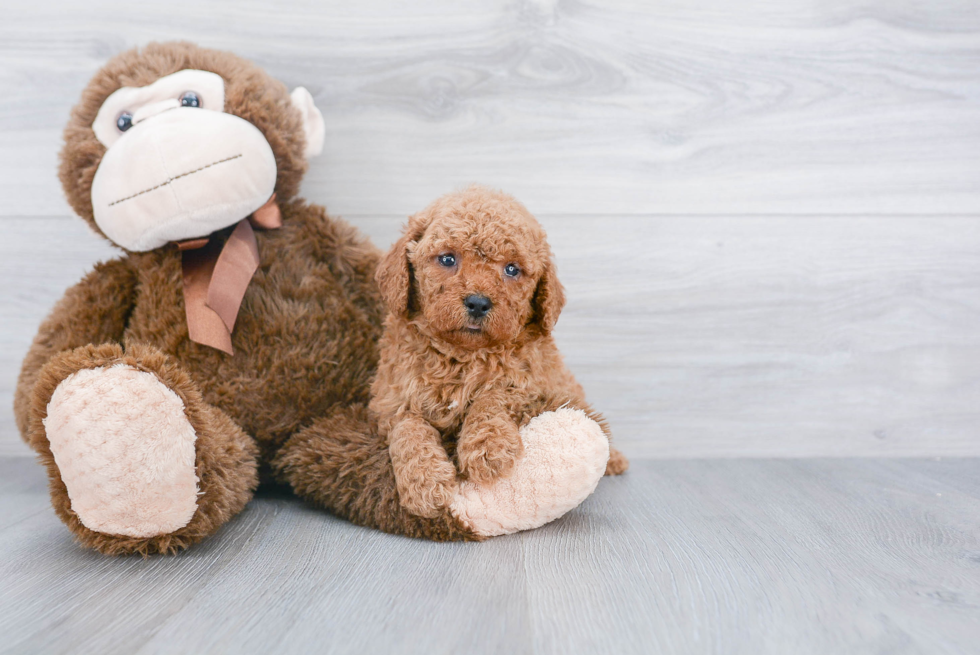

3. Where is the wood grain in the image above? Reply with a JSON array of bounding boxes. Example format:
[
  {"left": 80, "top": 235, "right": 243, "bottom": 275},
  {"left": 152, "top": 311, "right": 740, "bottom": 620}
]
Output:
[
  {"left": 2, "top": 4, "right": 979, "bottom": 653},
  {"left": 1, "top": 457, "right": 978, "bottom": 654},
  {"left": 3, "top": 215, "right": 978, "bottom": 457},
  {"left": 1, "top": 0, "right": 979, "bottom": 217},
  {"left": 1, "top": 0, "right": 979, "bottom": 457}
]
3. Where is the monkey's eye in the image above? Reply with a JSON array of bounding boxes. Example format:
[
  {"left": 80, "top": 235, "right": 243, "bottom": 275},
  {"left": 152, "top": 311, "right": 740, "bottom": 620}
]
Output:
[
  {"left": 116, "top": 112, "right": 134, "bottom": 132},
  {"left": 504, "top": 263, "right": 521, "bottom": 277},
  {"left": 179, "top": 92, "right": 201, "bottom": 108},
  {"left": 438, "top": 254, "right": 457, "bottom": 267}
]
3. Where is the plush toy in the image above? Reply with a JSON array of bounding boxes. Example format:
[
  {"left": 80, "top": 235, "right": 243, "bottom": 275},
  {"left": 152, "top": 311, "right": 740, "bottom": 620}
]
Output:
[{"left": 15, "top": 42, "right": 616, "bottom": 555}]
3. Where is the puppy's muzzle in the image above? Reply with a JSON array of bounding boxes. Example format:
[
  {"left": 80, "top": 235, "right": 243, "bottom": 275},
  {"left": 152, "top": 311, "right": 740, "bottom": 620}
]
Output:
[{"left": 464, "top": 294, "right": 493, "bottom": 320}]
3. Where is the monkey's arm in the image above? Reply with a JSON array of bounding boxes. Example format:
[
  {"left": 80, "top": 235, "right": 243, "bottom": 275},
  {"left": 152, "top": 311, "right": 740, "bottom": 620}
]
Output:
[{"left": 14, "top": 258, "right": 138, "bottom": 441}]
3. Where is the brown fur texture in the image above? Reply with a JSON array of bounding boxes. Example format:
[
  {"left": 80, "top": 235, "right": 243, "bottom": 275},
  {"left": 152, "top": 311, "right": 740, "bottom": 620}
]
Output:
[
  {"left": 272, "top": 406, "right": 479, "bottom": 541},
  {"left": 29, "top": 343, "right": 258, "bottom": 555},
  {"left": 370, "top": 186, "right": 628, "bottom": 518},
  {"left": 16, "top": 42, "right": 479, "bottom": 554}
]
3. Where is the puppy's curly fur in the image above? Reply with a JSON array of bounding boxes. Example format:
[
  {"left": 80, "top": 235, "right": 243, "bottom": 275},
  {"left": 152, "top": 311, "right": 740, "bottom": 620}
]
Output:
[{"left": 373, "top": 185, "right": 628, "bottom": 517}]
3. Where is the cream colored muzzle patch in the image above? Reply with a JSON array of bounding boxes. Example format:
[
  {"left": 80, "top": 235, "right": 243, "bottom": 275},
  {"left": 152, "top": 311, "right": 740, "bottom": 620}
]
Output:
[{"left": 91, "top": 107, "right": 277, "bottom": 251}]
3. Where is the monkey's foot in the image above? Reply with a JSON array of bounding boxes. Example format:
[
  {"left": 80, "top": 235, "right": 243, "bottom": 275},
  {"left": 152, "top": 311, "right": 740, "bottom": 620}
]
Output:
[
  {"left": 30, "top": 344, "right": 258, "bottom": 555},
  {"left": 44, "top": 364, "right": 200, "bottom": 539},
  {"left": 449, "top": 408, "right": 609, "bottom": 537}
]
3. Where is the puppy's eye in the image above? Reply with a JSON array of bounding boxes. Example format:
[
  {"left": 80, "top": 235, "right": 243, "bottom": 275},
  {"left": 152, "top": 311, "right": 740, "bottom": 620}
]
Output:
[
  {"left": 116, "top": 111, "right": 134, "bottom": 132},
  {"left": 179, "top": 91, "right": 202, "bottom": 108},
  {"left": 438, "top": 254, "right": 457, "bottom": 267},
  {"left": 504, "top": 263, "right": 521, "bottom": 277}
]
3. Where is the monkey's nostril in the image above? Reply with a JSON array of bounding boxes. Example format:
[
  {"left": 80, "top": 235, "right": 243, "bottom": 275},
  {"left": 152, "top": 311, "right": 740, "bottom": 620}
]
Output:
[{"left": 464, "top": 294, "right": 493, "bottom": 319}]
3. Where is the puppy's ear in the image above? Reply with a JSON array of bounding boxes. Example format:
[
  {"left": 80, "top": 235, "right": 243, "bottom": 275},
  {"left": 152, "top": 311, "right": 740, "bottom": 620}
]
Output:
[
  {"left": 531, "top": 254, "right": 566, "bottom": 334},
  {"left": 376, "top": 215, "right": 427, "bottom": 318}
]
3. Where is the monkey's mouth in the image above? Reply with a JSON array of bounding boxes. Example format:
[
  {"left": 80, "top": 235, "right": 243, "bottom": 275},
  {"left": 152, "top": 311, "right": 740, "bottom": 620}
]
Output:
[
  {"left": 90, "top": 108, "right": 278, "bottom": 252},
  {"left": 107, "top": 153, "right": 244, "bottom": 207}
]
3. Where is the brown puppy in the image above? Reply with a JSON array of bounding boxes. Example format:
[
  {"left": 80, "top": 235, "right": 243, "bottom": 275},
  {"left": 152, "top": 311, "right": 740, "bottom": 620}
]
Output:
[{"left": 374, "top": 186, "right": 628, "bottom": 518}]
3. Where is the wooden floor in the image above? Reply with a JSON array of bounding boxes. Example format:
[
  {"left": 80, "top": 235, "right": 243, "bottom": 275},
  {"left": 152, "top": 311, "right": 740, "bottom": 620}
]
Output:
[
  {"left": 2, "top": 1, "right": 979, "bottom": 653},
  {"left": 1, "top": 456, "right": 978, "bottom": 655}
]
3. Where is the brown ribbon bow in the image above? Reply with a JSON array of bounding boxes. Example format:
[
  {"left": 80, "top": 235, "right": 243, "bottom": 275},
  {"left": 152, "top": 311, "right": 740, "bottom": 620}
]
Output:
[{"left": 178, "top": 194, "right": 282, "bottom": 355}]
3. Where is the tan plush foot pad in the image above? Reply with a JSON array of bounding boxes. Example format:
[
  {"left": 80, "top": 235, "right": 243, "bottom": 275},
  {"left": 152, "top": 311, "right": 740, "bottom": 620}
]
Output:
[
  {"left": 44, "top": 364, "right": 200, "bottom": 538},
  {"left": 450, "top": 408, "right": 609, "bottom": 537}
]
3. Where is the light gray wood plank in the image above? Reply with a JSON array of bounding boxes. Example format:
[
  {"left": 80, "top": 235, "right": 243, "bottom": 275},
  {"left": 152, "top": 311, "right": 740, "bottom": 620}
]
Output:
[
  {"left": 134, "top": 513, "right": 533, "bottom": 655},
  {"left": 360, "top": 214, "right": 980, "bottom": 458},
  {"left": 0, "top": 462, "right": 49, "bottom": 530},
  {"left": 3, "top": 215, "right": 979, "bottom": 458},
  {"left": 2, "top": 0, "right": 979, "bottom": 457},
  {"left": 0, "top": 217, "right": 120, "bottom": 457},
  {"left": 525, "top": 458, "right": 980, "bottom": 655},
  {"left": 891, "top": 457, "right": 980, "bottom": 501},
  {"left": 1, "top": 457, "right": 979, "bottom": 654},
  {"left": 0, "top": 424, "right": 31, "bottom": 458},
  {"left": 1, "top": 1, "right": 979, "bottom": 217}
]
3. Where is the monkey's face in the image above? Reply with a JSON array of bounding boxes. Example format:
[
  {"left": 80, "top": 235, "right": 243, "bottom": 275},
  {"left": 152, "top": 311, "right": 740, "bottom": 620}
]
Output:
[{"left": 60, "top": 44, "right": 325, "bottom": 251}]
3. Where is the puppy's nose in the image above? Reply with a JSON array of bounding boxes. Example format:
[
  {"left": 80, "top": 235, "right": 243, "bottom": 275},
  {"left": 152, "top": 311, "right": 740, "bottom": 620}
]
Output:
[{"left": 464, "top": 294, "right": 493, "bottom": 319}]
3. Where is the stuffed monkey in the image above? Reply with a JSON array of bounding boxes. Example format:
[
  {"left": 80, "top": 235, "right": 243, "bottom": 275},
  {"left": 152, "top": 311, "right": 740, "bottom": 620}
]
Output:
[{"left": 15, "top": 43, "right": 611, "bottom": 555}]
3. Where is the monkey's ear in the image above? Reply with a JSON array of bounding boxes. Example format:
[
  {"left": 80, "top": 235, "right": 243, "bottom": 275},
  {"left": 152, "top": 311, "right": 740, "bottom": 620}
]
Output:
[
  {"left": 375, "top": 215, "right": 429, "bottom": 318},
  {"left": 531, "top": 254, "right": 566, "bottom": 334},
  {"left": 290, "top": 87, "right": 325, "bottom": 159}
]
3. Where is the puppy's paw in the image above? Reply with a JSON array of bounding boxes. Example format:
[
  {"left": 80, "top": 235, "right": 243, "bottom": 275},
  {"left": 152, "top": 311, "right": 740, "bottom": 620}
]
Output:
[
  {"left": 605, "top": 446, "right": 629, "bottom": 476},
  {"left": 457, "top": 419, "right": 524, "bottom": 485},
  {"left": 394, "top": 454, "right": 458, "bottom": 519}
]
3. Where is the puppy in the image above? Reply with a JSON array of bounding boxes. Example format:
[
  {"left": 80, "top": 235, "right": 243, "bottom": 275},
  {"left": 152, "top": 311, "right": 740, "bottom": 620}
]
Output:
[{"left": 373, "top": 186, "right": 628, "bottom": 518}]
